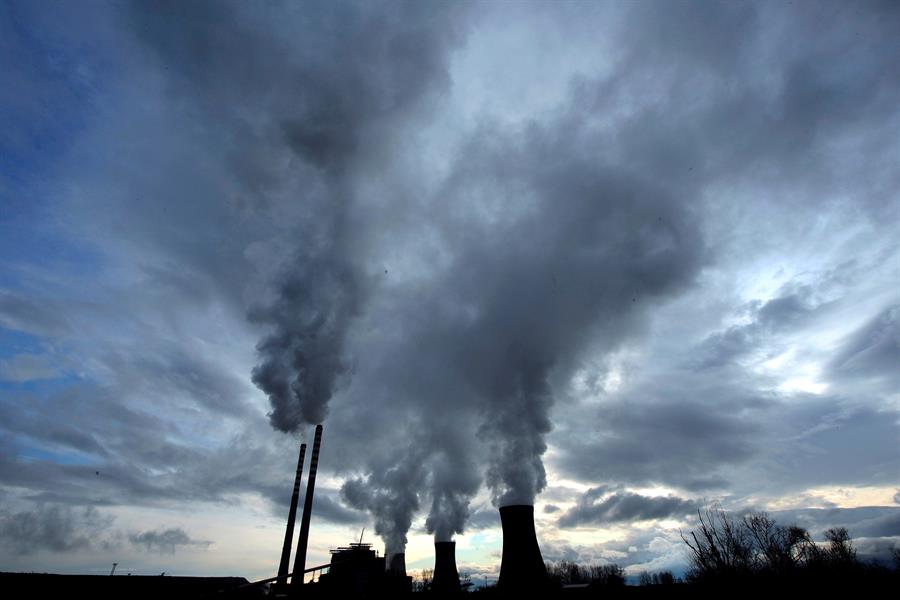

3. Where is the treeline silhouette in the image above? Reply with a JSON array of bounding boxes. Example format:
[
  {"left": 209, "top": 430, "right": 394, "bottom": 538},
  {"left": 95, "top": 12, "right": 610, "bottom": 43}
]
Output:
[
  {"left": 475, "top": 508, "right": 897, "bottom": 597},
  {"left": 679, "top": 507, "right": 898, "bottom": 591},
  {"left": 544, "top": 562, "right": 626, "bottom": 587}
]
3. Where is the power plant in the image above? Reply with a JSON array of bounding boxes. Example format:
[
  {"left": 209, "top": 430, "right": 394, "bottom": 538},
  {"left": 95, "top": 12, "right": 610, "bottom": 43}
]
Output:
[
  {"left": 1, "top": 422, "right": 552, "bottom": 598},
  {"left": 264, "top": 423, "right": 551, "bottom": 596},
  {"left": 264, "top": 424, "right": 552, "bottom": 596}
]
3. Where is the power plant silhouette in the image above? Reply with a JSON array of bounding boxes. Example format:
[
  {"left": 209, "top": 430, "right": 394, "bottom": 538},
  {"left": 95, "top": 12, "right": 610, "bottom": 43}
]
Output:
[
  {"left": 270, "top": 424, "right": 548, "bottom": 596},
  {"left": 1, "top": 424, "right": 550, "bottom": 598}
]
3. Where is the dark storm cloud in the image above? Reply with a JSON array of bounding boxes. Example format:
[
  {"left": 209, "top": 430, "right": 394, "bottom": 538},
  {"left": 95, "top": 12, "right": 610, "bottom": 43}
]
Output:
[
  {"left": 341, "top": 0, "right": 899, "bottom": 534},
  {"left": 763, "top": 404, "right": 900, "bottom": 490},
  {"left": 692, "top": 285, "right": 826, "bottom": 369},
  {"left": 553, "top": 375, "right": 765, "bottom": 490},
  {"left": 558, "top": 487, "right": 699, "bottom": 528},
  {"left": 0, "top": 505, "right": 114, "bottom": 555},
  {"left": 774, "top": 507, "right": 900, "bottom": 552},
  {"left": 0, "top": 290, "right": 71, "bottom": 337},
  {"left": 829, "top": 304, "right": 900, "bottom": 387},
  {"left": 0, "top": 384, "right": 363, "bottom": 529},
  {"left": 129, "top": 527, "right": 210, "bottom": 554},
  {"left": 466, "top": 506, "right": 500, "bottom": 531},
  {"left": 554, "top": 379, "right": 898, "bottom": 496},
  {"left": 1, "top": 0, "right": 899, "bottom": 572},
  {"left": 767, "top": 507, "right": 900, "bottom": 564},
  {"left": 129, "top": 0, "right": 709, "bottom": 544},
  {"left": 98, "top": 341, "right": 253, "bottom": 418},
  {"left": 303, "top": 492, "right": 367, "bottom": 527}
]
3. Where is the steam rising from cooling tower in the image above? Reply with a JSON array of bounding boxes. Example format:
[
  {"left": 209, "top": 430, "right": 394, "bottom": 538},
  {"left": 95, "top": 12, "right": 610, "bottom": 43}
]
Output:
[
  {"left": 240, "top": 0, "right": 704, "bottom": 553},
  {"left": 425, "top": 446, "right": 480, "bottom": 542},
  {"left": 340, "top": 446, "right": 427, "bottom": 559}
]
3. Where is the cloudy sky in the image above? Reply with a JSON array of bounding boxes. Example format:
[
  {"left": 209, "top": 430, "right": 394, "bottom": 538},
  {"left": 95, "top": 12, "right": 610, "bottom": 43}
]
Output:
[{"left": 1, "top": 0, "right": 898, "bottom": 583}]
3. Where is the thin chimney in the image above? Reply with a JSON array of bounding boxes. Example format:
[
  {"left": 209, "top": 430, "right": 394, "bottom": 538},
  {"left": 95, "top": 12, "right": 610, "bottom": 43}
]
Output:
[
  {"left": 292, "top": 424, "right": 323, "bottom": 586},
  {"left": 276, "top": 442, "right": 306, "bottom": 585}
]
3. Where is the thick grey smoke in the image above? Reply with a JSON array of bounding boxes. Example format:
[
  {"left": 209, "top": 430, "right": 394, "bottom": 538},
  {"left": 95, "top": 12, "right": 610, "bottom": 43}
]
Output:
[
  {"left": 341, "top": 446, "right": 427, "bottom": 558},
  {"left": 127, "top": 0, "right": 463, "bottom": 433},
  {"left": 425, "top": 438, "right": 481, "bottom": 541},
  {"left": 129, "top": 0, "right": 472, "bottom": 554},
  {"left": 127, "top": 0, "right": 704, "bottom": 549},
  {"left": 235, "top": 2, "right": 462, "bottom": 432},
  {"left": 4, "top": 0, "right": 900, "bottom": 577},
  {"left": 129, "top": 0, "right": 876, "bottom": 557},
  {"left": 251, "top": 243, "right": 363, "bottom": 430},
  {"left": 558, "top": 487, "right": 699, "bottom": 527},
  {"left": 422, "top": 137, "right": 705, "bottom": 507}
]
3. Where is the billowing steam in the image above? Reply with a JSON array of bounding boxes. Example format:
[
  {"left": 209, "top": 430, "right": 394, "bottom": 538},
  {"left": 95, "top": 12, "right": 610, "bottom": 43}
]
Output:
[
  {"left": 238, "top": 2, "right": 463, "bottom": 432},
  {"left": 251, "top": 240, "right": 362, "bottom": 431},
  {"left": 341, "top": 447, "right": 427, "bottom": 559},
  {"left": 135, "top": 1, "right": 705, "bottom": 556},
  {"left": 425, "top": 442, "right": 480, "bottom": 541}
]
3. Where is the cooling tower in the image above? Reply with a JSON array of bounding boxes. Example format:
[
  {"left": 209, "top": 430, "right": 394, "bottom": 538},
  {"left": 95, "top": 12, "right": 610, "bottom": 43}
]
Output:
[
  {"left": 388, "top": 552, "right": 407, "bottom": 576},
  {"left": 498, "top": 505, "right": 547, "bottom": 591},
  {"left": 431, "top": 541, "right": 460, "bottom": 593}
]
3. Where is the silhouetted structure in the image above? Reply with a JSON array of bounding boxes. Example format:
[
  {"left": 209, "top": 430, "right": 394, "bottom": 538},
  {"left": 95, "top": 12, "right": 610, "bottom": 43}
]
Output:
[
  {"left": 0, "top": 573, "right": 255, "bottom": 600},
  {"left": 312, "top": 542, "right": 411, "bottom": 596},
  {"left": 432, "top": 541, "right": 461, "bottom": 593},
  {"left": 498, "top": 505, "right": 548, "bottom": 593},
  {"left": 388, "top": 552, "right": 407, "bottom": 577},
  {"left": 316, "top": 543, "right": 382, "bottom": 595},
  {"left": 277, "top": 442, "right": 306, "bottom": 585},
  {"left": 292, "top": 424, "right": 323, "bottom": 587},
  {"left": 385, "top": 552, "right": 413, "bottom": 594}
]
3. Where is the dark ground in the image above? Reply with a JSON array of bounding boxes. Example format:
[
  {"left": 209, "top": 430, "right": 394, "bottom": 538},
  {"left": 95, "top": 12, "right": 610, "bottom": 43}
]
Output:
[
  {"left": 0, "top": 572, "right": 254, "bottom": 599},
  {"left": 4, "top": 572, "right": 896, "bottom": 599}
]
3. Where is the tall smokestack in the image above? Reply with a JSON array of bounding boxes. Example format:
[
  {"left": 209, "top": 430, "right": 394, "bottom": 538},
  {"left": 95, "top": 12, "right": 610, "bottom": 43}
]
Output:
[
  {"left": 388, "top": 552, "right": 407, "bottom": 576},
  {"left": 431, "top": 541, "right": 460, "bottom": 594},
  {"left": 277, "top": 442, "right": 306, "bottom": 585},
  {"left": 498, "top": 505, "right": 546, "bottom": 592},
  {"left": 292, "top": 424, "right": 323, "bottom": 586}
]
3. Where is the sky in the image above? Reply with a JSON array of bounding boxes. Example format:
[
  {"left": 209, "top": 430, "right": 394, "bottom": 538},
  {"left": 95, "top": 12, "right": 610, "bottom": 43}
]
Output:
[{"left": 1, "top": 0, "right": 898, "bottom": 584}]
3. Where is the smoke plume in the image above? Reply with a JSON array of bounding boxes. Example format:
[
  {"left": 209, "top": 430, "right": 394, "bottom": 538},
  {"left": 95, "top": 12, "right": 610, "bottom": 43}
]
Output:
[
  {"left": 341, "top": 446, "right": 427, "bottom": 559},
  {"left": 132, "top": 0, "right": 704, "bottom": 551}
]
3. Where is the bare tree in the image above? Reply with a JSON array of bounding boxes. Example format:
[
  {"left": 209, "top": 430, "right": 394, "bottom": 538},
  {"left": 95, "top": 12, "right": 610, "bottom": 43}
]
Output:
[
  {"left": 681, "top": 506, "right": 865, "bottom": 584},
  {"left": 681, "top": 506, "right": 755, "bottom": 578},
  {"left": 545, "top": 561, "right": 624, "bottom": 587},
  {"left": 413, "top": 568, "right": 433, "bottom": 592}
]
